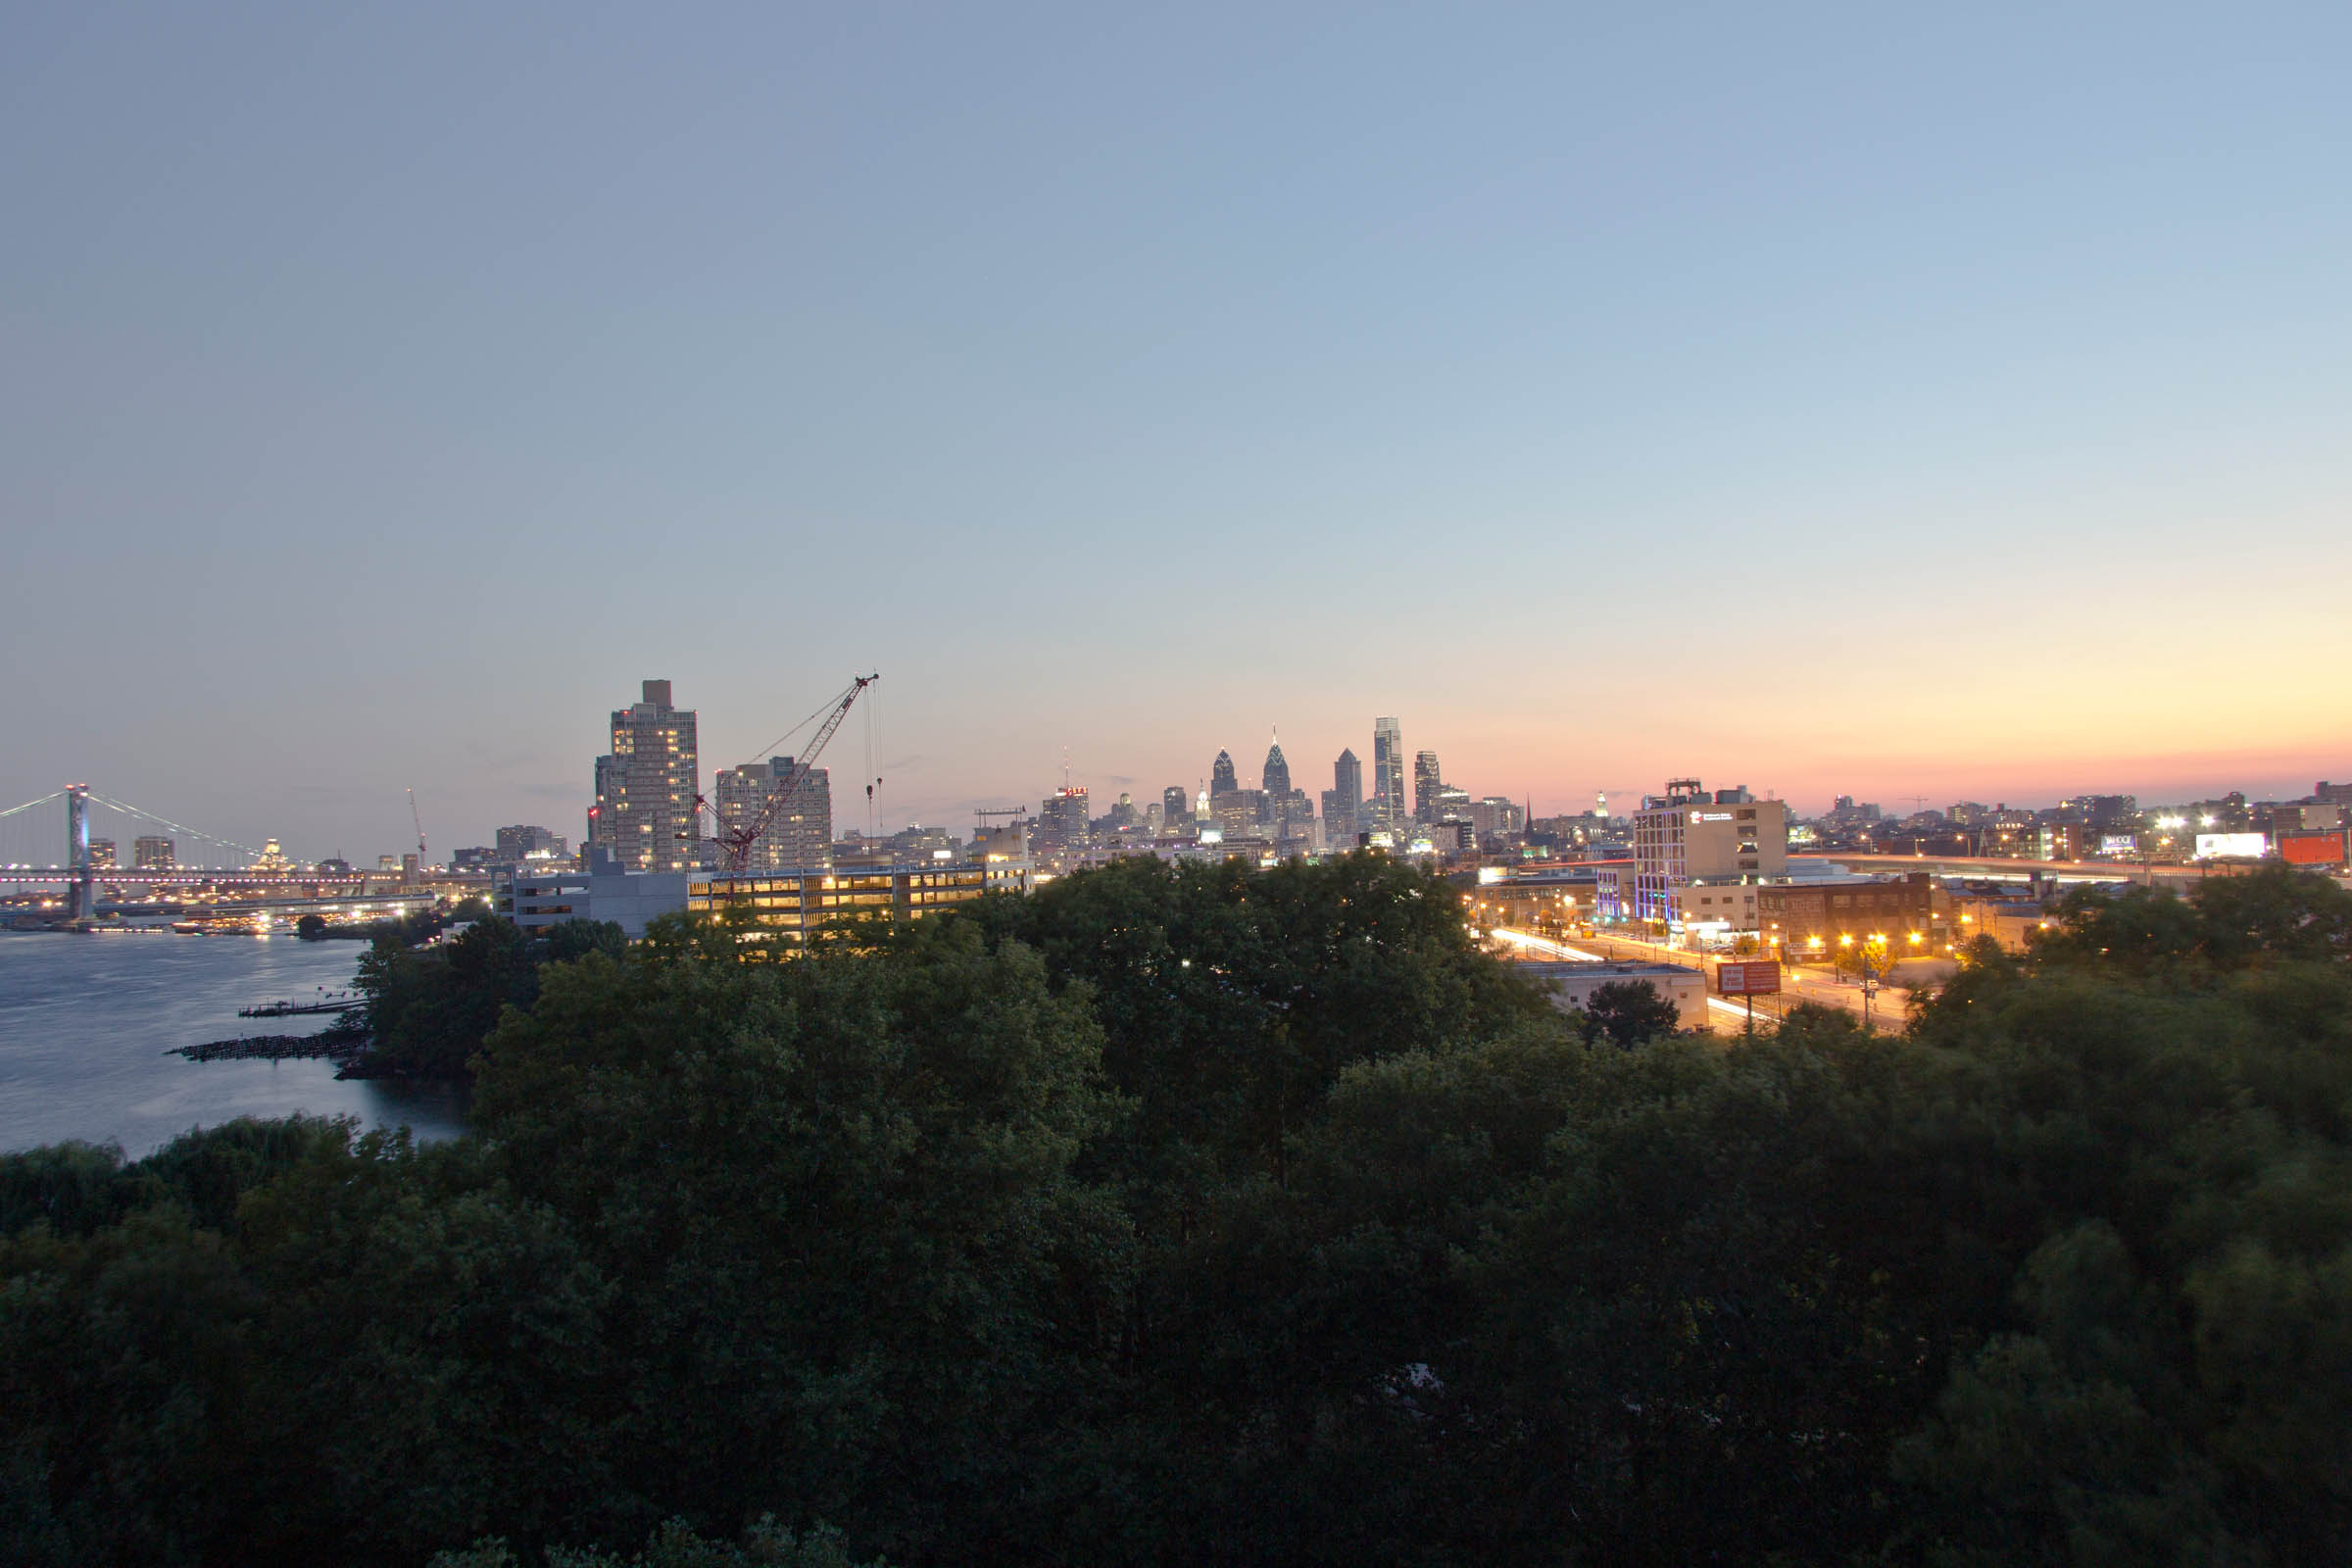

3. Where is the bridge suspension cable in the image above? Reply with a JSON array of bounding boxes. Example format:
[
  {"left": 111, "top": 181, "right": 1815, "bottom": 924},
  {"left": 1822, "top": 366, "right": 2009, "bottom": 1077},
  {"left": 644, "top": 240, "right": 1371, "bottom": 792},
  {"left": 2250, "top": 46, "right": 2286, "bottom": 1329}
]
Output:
[
  {"left": 83, "top": 794, "right": 266, "bottom": 860},
  {"left": 0, "top": 791, "right": 68, "bottom": 821}
]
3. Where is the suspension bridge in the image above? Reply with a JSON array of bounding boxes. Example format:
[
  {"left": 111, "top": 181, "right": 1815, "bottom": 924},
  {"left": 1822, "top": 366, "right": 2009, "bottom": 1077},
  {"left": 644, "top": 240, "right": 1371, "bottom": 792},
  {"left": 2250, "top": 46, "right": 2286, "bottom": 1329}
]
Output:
[{"left": 0, "top": 785, "right": 419, "bottom": 925}]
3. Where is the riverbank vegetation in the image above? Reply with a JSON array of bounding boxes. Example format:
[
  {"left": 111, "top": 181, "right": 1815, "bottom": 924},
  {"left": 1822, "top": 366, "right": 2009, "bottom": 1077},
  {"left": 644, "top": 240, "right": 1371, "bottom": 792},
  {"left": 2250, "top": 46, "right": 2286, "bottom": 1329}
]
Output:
[{"left": 4, "top": 857, "right": 2348, "bottom": 1565}]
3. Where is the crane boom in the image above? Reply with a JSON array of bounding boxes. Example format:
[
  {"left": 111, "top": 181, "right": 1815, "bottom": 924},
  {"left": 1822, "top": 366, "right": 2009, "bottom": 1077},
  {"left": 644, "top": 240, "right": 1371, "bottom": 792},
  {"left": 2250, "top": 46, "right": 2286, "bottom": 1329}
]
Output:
[
  {"left": 704, "top": 673, "right": 877, "bottom": 874},
  {"left": 407, "top": 787, "right": 427, "bottom": 862}
]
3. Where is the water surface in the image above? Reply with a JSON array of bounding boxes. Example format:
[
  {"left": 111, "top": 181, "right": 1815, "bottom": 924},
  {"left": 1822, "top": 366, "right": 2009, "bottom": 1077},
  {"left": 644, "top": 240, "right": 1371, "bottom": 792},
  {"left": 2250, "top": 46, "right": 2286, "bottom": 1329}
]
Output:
[{"left": 0, "top": 931, "right": 467, "bottom": 1158}]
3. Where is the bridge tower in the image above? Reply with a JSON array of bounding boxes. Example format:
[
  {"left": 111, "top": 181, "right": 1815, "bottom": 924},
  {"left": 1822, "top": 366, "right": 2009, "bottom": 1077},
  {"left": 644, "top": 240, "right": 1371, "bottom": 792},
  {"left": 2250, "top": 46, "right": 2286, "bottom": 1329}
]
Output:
[{"left": 66, "top": 783, "right": 95, "bottom": 922}]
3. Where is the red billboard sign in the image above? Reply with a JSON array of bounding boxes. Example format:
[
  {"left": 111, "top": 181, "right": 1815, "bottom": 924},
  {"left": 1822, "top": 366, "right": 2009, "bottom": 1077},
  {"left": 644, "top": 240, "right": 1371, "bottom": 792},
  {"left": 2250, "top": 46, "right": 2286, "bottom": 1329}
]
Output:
[
  {"left": 2280, "top": 833, "right": 2347, "bottom": 866},
  {"left": 1717, "top": 960, "right": 1782, "bottom": 996}
]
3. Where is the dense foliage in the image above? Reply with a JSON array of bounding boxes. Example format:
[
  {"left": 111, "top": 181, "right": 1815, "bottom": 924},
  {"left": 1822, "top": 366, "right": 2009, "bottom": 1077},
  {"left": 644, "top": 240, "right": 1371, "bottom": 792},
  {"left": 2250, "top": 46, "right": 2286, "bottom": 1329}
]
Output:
[
  {"left": 4, "top": 856, "right": 2349, "bottom": 1564},
  {"left": 354, "top": 916, "right": 626, "bottom": 1077}
]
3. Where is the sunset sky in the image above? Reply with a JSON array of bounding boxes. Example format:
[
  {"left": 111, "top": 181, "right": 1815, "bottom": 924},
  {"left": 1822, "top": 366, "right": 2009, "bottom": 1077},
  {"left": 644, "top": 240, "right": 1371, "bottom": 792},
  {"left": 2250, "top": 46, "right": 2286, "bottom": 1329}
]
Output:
[{"left": 4, "top": 4, "right": 2347, "bottom": 858}]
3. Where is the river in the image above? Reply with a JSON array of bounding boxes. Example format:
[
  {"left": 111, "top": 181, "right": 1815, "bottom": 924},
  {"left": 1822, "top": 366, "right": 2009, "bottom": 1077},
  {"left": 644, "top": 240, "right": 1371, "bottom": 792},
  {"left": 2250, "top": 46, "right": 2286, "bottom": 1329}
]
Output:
[{"left": 0, "top": 931, "right": 468, "bottom": 1158}]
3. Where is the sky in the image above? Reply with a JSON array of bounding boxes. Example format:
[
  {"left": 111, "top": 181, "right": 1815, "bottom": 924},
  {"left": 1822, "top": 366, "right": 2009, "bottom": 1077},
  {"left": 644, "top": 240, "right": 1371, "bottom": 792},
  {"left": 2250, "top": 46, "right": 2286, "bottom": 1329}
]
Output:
[{"left": 3, "top": 2, "right": 2348, "bottom": 860}]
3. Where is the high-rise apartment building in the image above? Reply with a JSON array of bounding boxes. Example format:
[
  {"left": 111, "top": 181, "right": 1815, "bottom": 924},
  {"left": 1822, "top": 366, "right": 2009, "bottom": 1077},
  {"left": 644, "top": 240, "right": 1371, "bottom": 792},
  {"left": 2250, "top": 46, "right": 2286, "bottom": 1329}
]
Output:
[
  {"left": 1162, "top": 786, "right": 1192, "bottom": 833},
  {"left": 133, "top": 835, "right": 175, "bottom": 870},
  {"left": 1413, "top": 751, "right": 1444, "bottom": 823},
  {"left": 713, "top": 757, "right": 833, "bottom": 871},
  {"left": 87, "top": 838, "right": 118, "bottom": 870},
  {"left": 1210, "top": 750, "right": 1239, "bottom": 799},
  {"left": 591, "top": 679, "right": 700, "bottom": 873},
  {"left": 1371, "top": 718, "right": 1405, "bottom": 829}
]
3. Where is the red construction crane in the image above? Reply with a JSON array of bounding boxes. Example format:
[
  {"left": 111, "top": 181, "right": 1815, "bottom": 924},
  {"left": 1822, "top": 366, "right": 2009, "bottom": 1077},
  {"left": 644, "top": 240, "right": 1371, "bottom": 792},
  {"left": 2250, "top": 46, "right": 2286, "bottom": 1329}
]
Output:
[{"left": 693, "top": 673, "right": 878, "bottom": 874}]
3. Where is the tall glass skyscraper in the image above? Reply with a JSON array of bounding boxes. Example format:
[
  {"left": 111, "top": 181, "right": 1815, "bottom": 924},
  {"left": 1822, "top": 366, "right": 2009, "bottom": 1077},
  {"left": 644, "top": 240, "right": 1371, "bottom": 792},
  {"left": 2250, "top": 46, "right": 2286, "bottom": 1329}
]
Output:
[
  {"left": 1210, "top": 750, "right": 1239, "bottom": 799},
  {"left": 1371, "top": 717, "right": 1405, "bottom": 829},
  {"left": 1261, "top": 734, "right": 1290, "bottom": 796}
]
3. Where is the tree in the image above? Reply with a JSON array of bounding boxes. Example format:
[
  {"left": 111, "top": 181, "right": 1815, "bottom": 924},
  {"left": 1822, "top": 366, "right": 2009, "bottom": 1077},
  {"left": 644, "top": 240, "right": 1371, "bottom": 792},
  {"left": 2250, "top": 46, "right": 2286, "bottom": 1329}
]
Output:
[
  {"left": 1577, "top": 978, "right": 1682, "bottom": 1047},
  {"left": 296, "top": 912, "right": 328, "bottom": 941}
]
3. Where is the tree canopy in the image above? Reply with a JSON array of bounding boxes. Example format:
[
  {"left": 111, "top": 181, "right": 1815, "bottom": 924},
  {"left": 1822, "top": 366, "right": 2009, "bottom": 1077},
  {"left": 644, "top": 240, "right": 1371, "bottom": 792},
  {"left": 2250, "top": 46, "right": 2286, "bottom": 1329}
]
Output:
[{"left": 4, "top": 855, "right": 2348, "bottom": 1565}]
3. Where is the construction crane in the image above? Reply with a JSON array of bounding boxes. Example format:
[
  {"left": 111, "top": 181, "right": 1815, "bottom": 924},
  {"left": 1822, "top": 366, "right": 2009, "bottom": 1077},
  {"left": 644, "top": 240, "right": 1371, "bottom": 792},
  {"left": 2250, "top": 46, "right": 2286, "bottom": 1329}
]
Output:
[
  {"left": 407, "top": 787, "right": 427, "bottom": 864},
  {"left": 693, "top": 673, "right": 878, "bottom": 874}
]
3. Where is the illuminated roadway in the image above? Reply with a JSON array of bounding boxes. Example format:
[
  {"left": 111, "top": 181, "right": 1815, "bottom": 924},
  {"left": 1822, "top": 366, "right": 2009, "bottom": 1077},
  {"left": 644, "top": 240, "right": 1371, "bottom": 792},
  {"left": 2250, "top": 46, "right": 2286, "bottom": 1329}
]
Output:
[{"left": 1488, "top": 926, "right": 1903, "bottom": 1030}]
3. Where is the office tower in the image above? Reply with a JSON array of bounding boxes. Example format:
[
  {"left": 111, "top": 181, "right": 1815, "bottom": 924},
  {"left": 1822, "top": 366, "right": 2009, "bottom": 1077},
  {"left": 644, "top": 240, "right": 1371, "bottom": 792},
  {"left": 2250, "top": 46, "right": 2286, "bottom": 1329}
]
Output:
[
  {"left": 1414, "top": 750, "right": 1444, "bottom": 823},
  {"left": 1040, "top": 787, "right": 1091, "bottom": 853},
  {"left": 1371, "top": 717, "right": 1405, "bottom": 828},
  {"left": 713, "top": 757, "right": 833, "bottom": 871},
  {"left": 86, "top": 838, "right": 118, "bottom": 870},
  {"left": 1322, "top": 747, "right": 1363, "bottom": 846},
  {"left": 591, "top": 678, "right": 700, "bottom": 873},
  {"left": 1162, "top": 786, "right": 1191, "bottom": 833},
  {"left": 133, "top": 835, "right": 175, "bottom": 870},
  {"left": 1210, "top": 750, "right": 1239, "bottom": 799},
  {"left": 1262, "top": 734, "right": 1290, "bottom": 797}
]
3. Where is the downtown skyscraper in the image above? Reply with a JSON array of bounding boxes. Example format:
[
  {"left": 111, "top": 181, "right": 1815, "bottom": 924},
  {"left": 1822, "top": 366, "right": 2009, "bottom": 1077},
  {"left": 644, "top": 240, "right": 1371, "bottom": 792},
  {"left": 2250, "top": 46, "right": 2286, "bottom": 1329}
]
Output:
[
  {"left": 1323, "top": 748, "right": 1363, "bottom": 847},
  {"left": 1371, "top": 717, "right": 1405, "bottom": 831}
]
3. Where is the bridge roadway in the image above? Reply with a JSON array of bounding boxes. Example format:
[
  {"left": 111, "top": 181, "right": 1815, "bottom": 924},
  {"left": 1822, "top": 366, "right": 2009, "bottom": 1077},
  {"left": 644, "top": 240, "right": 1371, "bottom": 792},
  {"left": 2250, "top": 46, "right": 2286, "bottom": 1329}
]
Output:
[
  {"left": 0, "top": 866, "right": 490, "bottom": 890},
  {"left": 1791, "top": 852, "right": 2230, "bottom": 891}
]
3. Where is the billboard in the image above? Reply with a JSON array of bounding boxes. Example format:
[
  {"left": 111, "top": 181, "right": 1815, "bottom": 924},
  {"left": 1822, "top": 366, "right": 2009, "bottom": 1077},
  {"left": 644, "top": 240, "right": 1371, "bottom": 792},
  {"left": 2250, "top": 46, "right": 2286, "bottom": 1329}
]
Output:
[
  {"left": 2194, "top": 833, "right": 2268, "bottom": 859},
  {"left": 1717, "top": 960, "right": 1783, "bottom": 996},
  {"left": 2100, "top": 834, "right": 2138, "bottom": 857},
  {"left": 2280, "top": 833, "right": 2347, "bottom": 867}
]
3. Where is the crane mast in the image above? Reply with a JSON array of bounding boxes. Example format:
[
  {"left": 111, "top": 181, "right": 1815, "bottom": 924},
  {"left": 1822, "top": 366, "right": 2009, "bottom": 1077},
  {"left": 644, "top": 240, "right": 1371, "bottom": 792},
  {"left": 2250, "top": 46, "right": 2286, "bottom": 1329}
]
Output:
[
  {"left": 407, "top": 787, "right": 427, "bottom": 863},
  {"left": 697, "top": 673, "right": 878, "bottom": 875}
]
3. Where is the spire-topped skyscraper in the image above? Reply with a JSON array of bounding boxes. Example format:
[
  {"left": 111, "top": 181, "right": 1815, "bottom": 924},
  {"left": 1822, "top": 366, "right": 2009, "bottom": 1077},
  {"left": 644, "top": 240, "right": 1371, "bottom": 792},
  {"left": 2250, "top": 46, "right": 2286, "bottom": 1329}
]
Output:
[{"left": 1262, "top": 731, "right": 1290, "bottom": 796}]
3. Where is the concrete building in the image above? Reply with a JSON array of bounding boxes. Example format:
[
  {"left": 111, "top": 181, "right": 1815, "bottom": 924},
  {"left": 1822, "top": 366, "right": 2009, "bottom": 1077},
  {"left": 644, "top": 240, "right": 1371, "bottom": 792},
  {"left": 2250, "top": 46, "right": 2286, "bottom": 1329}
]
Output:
[
  {"left": 1513, "top": 959, "right": 1710, "bottom": 1032},
  {"left": 591, "top": 679, "right": 699, "bottom": 873},
  {"left": 714, "top": 757, "right": 833, "bottom": 871},
  {"left": 970, "top": 819, "right": 1037, "bottom": 894},
  {"left": 511, "top": 846, "right": 691, "bottom": 940},
  {"left": 1630, "top": 778, "right": 1789, "bottom": 927},
  {"left": 1469, "top": 797, "right": 1524, "bottom": 840},
  {"left": 133, "top": 835, "right": 176, "bottom": 870},
  {"left": 1213, "top": 789, "right": 1267, "bottom": 840},
  {"left": 494, "top": 824, "right": 567, "bottom": 863},
  {"left": 86, "top": 838, "right": 117, "bottom": 870}
]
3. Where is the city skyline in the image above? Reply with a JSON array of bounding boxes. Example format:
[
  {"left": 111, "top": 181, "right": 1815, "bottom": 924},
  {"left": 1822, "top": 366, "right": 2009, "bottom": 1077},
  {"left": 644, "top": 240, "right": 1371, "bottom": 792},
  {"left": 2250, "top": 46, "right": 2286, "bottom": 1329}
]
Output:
[{"left": 4, "top": 7, "right": 2348, "bottom": 857}]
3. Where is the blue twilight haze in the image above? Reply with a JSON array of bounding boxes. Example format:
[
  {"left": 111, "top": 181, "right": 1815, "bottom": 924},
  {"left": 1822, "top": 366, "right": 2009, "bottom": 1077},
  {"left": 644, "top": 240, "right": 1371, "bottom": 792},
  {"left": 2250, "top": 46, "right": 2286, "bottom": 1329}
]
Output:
[{"left": 3, "top": 3, "right": 2347, "bottom": 859}]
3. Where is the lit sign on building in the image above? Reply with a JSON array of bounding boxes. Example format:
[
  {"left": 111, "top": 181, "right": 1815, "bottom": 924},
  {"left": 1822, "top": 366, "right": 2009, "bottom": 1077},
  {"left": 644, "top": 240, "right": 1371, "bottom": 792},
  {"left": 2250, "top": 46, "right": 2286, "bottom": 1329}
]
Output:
[
  {"left": 1690, "top": 811, "right": 1734, "bottom": 823},
  {"left": 2099, "top": 834, "right": 2138, "bottom": 857},
  {"left": 2193, "top": 833, "right": 2268, "bottom": 859}
]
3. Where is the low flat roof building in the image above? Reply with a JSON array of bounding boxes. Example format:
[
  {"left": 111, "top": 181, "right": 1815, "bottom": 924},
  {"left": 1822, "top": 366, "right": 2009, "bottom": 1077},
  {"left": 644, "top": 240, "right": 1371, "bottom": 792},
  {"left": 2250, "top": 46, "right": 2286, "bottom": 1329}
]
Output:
[
  {"left": 511, "top": 847, "right": 690, "bottom": 940},
  {"left": 1758, "top": 872, "right": 1934, "bottom": 953},
  {"left": 688, "top": 864, "right": 989, "bottom": 946}
]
